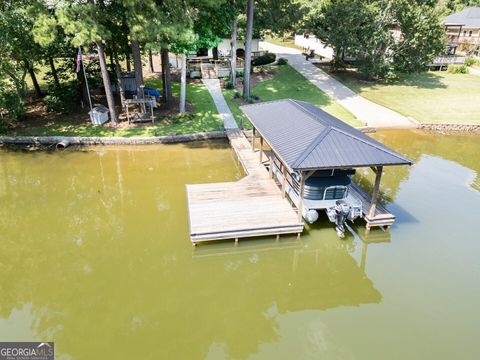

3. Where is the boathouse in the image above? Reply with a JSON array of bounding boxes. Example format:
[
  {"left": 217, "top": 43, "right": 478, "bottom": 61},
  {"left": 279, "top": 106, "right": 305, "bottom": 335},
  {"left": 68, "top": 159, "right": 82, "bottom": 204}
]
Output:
[{"left": 186, "top": 99, "right": 411, "bottom": 244}]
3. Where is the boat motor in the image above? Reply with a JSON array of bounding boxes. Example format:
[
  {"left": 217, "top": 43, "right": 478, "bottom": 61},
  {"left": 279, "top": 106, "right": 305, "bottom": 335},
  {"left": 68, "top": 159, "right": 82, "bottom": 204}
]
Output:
[{"left": 333, "top": 200, "right": 350, "bottom": 238}]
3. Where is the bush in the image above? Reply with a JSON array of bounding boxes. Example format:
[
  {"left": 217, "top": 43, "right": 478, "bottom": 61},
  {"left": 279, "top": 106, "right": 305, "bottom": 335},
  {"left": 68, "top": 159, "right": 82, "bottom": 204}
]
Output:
[
  {"left": 465, "top": 56, "right": 476, "bottom": 67},
  {"left": 236, "top": 70, "right": 244, "bottom": 78},
  {"left": 448, "top": 64, "right": 469, "bottom": 74},
  {"left": 233, "top": 91, "right": 241, "bottom": 99},
  {"left": 252, "top": 52, "right": 276, "bottom": 66},
  {"left": 171, "top": 112, "right": 194, "bottom": 124},
  {"left": 44, "top": 81, "right": 80, "bottom": 113},
  {"left": 277, "top": 57, "right": 288, "bottom": 65},
  {"left": 224, "top": 80, "right": 234, "bottom": 90},
  {"left": 0, "top": 89, "right": 25, "bottom": 121},
  {"left": 0, "top": 118, "right": 8, "bottom": 134}
]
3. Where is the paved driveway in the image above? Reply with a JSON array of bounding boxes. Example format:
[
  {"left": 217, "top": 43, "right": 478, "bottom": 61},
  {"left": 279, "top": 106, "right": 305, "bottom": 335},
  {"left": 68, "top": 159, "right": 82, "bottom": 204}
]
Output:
[{"left": 260, "top": 42, "right": 416, "bottom": 129}]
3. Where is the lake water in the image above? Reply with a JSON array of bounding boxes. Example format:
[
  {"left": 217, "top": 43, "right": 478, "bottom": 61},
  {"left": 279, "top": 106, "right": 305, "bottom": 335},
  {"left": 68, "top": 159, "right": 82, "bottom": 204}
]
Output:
[{"left": 0, "top": 130, "right": 479, "bottom": 359}]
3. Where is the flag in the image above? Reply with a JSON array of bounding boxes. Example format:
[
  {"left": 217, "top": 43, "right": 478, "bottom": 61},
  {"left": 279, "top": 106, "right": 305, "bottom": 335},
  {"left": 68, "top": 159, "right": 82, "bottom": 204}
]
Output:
[{"left": 76, "top": 47, "right": 82, "bottom": 73}]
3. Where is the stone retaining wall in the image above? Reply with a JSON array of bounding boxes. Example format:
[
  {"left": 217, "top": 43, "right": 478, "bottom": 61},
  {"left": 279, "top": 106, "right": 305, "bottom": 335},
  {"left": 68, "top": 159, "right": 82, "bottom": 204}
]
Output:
[
  {"left": 417, "top": 123, "right": 480, "bottom": 133},
  {"left": 0, "top": 131, "right": 227, "bottom": 146}
]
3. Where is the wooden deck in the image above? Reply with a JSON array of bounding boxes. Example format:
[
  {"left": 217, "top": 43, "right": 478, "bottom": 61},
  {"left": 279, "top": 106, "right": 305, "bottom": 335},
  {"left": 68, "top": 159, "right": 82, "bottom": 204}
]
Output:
[
  {"left": 349, "top": 182, "right": 395, "bottom": 230},
  {"left": 186, "top": 129, "right": 304, "bottom": 244}
]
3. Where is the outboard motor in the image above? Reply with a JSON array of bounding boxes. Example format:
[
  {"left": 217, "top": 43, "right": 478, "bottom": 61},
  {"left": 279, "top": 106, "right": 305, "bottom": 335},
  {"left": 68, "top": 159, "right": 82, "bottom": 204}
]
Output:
[{"left": 333, "top": 200, "right": 350, "bottom": 238}]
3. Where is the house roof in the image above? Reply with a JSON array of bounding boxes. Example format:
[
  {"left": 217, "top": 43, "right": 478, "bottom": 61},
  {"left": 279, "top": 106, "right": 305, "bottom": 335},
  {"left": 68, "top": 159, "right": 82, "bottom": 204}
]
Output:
[
  {"left": 444, "top": 7, "right": 480, "bottom": 27},
  {"left": 240, "top": 99, "right": 412, "bottom": 171}
]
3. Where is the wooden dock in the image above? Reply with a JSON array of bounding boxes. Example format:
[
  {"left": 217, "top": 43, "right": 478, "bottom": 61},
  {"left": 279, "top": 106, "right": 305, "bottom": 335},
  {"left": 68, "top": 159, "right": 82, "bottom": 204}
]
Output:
[
  {"left": 186, "top": 129, "right": 304, "bottom": 244},
  {"left": 349, "top": 182, "right": 395, "bottom": 231}
]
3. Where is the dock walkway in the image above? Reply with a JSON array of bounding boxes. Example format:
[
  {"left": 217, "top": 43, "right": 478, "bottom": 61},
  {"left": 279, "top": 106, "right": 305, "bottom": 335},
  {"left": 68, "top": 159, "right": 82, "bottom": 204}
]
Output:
[{"left": 186, "top": 129, "right": 304, "bottom": 244}]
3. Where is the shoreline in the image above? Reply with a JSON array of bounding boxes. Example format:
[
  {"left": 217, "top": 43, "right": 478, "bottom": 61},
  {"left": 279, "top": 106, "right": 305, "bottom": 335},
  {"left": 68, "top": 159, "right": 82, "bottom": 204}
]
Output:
[
  {"left": 1, "top": 123, "right": 479, "bottom": 148},
  {"left": 0, "top": 131, "right": 227, "bottom": 146}
]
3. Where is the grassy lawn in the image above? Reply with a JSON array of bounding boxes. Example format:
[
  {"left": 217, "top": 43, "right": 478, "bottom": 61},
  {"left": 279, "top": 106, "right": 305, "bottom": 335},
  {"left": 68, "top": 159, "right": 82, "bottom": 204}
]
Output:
[
  {"left": 9, "top": 79, "right": 222, "bottom": 137},
  {"left": 224, "top": 64, "right": 361, "bottom": 128},
  {"left": 329, "top": 70, "right": 480, "bottom": 124},
  {"left": 264, "top": 37, "right": 303, "bottom": 51}
]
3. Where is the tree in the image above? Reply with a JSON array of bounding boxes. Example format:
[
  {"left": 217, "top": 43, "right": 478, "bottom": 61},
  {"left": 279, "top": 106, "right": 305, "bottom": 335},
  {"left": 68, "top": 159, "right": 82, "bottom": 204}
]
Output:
[
  {"left": 441, "top": 0, "right": 480, "bottom": 14},
  {"left": 243, "top": 0, "right": 254, "bottom": 99},
  {"left": 307, "top": 0, "right": 445, "bottom": 79},
  {"left": 392, "top": 0, "right": 446, "bottom": 73},
  {"left": 1, "top": 1, "right": 45, "bottom": 98},
  {"left": 34, "top": 0, "right": 118, "bottom": 124},
  {"left": 255, "top": 0, "right": 307, "bottom": 37},
  {"left": 166, "top": 0, "right": 234, "bottom": 112},
  {"left": 231, "top": 15, "right": 238, "bottom": 86},
  {"left": 130, "top": 39, "right": 144, "bottom": 99}
]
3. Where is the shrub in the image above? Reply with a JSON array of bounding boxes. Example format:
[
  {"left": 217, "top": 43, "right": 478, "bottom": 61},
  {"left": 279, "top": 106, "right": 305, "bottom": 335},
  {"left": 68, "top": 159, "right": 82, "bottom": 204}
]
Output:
[
  {"left": 171, "top": 112, "right": 194, "bottom": 124},
  {"left": 277, "top": 57, "right": 288, "bottom": 65},
  {"left": 236, "top": 70, "right": 244, "bottom": 78},
  {"left": 448, "top": 64, "right": 469, "bottom": 74},
  {"left": 252, "top": 52, "right": 276, "bottom": 66},
  {"left": 0, "top": 89, "right": 25, "bottom": 121},
  {"left": 44, "top": 81, "right": 80, "bottom": 113},
  {"left": 233, "top": 91, "right": 241, "bottom": 99},
  {"left": 0, "top": 118, "right": 8, "bottom": 134},
  {"left": 224, "top": 80, "right": 234, "bottom": 89},
  {"left": 245, "top": 95, "right": 259, "bottom": 104},
  {"left": 465, "top": 56, "right": 476, "bottom": 67}
]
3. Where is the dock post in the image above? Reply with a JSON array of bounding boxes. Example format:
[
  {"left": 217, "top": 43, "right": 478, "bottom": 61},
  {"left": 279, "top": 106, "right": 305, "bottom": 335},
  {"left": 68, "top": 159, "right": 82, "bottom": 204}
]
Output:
[
  {"left": 298, "top": 171, "right": 305, "bottom": 223},
  {"left": 281, "top": 165, "right": 287, "bottom": 198},
  {"left": 368, "top": 166, "right": 383, "bottom": 219},
  {"left": 251, "top": 128, "right": 255, "bottom": 150},
  {"left": 269, "top": 155, "right": 274, "bottom": 178},
  {"left": 259, "top": 136, "right": 264, "bottom": 164}
]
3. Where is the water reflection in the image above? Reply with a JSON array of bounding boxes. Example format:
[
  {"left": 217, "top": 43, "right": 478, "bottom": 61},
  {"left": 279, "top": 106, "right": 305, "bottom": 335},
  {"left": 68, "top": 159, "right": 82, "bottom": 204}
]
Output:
[{"left": 187, "top": 231, "right": 382, "bottom": 359}]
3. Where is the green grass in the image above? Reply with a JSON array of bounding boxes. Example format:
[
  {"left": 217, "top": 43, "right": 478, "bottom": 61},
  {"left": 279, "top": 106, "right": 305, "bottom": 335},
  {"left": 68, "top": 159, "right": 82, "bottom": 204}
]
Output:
[
  {"left": 11, "top": 80, "right": 222, "bottom": 137},
  {"left": 223, "top": 64, "right": 361, "bottom": 128},
  {"left": 264, "top": 37, "right": 303, "bottom": 51},
  {"left": 329, "top": 70, "right": 480, "bottom": 124}
]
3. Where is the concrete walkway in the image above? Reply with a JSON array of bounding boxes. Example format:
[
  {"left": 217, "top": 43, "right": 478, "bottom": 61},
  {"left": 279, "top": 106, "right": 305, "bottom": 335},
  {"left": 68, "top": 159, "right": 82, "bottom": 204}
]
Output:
[
  {"left": 260, "top": 41, "right": 416, "bottom": 129},
  {"left": 202, "top": 79, "right": 238, "bottom": 129},
  {"left": 469, "top": 67, "right": 480, "bottom": 77}
]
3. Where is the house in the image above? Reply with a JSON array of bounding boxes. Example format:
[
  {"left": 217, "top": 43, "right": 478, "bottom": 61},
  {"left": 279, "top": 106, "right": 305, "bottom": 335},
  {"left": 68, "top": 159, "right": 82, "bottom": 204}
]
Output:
[
  {"left": 195, "top": 38, "right": 261, "bottom": 58},
  {"left": 294, "top": 33, "right": 333, "bottom": 60},
  {"left": 444, "top": 7, "right": 480, "bottom": 56},
  {"left": 187, "top": 38, "right": 265, "bottom": 79}
]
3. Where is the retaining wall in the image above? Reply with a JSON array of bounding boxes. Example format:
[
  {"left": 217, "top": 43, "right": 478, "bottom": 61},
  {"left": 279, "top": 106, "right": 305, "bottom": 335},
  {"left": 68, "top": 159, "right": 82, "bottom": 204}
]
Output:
[
  {"left": 0, "top": 131, "right": 227, "bottom": 146},
  {"left": 417, "top": 123, "right": 480, "bottom": 133}
]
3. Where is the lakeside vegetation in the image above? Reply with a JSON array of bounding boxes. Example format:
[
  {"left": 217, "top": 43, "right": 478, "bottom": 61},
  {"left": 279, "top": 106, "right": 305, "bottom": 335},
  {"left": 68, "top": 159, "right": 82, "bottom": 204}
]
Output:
[{"left": 224, "top": 64, "right": 362, "bottom": 129}]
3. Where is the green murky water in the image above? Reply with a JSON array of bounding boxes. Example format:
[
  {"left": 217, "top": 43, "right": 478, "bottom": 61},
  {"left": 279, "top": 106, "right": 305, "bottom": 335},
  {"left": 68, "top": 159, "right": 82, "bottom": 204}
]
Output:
[{"left": 0, "top": 130, "right": 479, "bottom": 359}]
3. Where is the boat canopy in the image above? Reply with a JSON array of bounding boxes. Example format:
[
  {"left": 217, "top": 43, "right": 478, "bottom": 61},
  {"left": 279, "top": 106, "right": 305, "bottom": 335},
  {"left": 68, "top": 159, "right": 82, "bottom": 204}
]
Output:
[{"left": 240, "top": 99, "right": 412, "bottom": 171}]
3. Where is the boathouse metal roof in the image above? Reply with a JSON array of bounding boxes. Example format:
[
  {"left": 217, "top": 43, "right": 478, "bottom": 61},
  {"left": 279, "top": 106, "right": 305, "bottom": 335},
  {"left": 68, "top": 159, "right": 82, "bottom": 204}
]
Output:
[
  {"left": 444, "top": 7, "right": 480, "bottom": 27},
  {"left": 240, "top": 99, "right": 412, "bottom": 171}
]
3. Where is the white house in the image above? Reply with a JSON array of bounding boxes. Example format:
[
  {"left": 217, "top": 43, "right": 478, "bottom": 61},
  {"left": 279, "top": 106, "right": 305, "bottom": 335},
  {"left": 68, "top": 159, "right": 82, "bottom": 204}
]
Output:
[
  {"left": 195, "top": 38, "right": 260, "bottom": 58},
  {"left": 294, "top": 33, "right": 334, "bottom": 60}
]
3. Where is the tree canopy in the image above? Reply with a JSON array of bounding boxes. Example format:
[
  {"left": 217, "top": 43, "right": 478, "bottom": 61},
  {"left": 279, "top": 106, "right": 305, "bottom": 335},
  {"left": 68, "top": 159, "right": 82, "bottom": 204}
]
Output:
[{"left": 306, "top": 0, "right": 446, "bottom": 79}]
